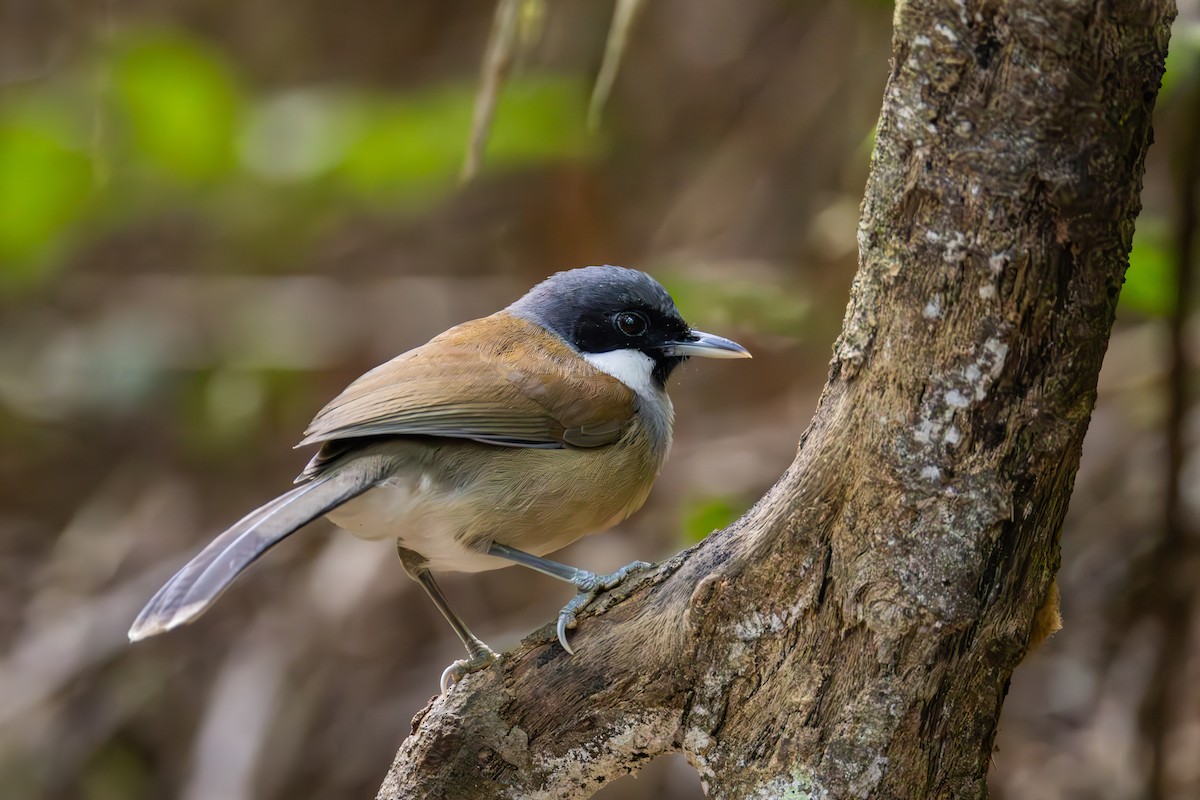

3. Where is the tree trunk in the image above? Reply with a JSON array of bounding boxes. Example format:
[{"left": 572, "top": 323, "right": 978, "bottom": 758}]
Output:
[{"left": 376, "top": 0, "right": 1176, "bottom": 797}]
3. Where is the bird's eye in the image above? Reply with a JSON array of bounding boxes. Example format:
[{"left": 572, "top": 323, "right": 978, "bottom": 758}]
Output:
[{"left": 614, "top": 311, "right": 649, "bottom": 337}]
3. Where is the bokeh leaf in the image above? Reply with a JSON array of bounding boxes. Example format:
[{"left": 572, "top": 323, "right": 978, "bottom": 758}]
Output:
[
  {"left": 663, "top": 273, "right": 811, "bottom": 336},
  {"left": 1122, "top": 218, "right": 1174, "bottom": 317},
  {"left": 683, "top": 496, "right": 746, "bottom": 544},
  {"left": 490, "top": 77, "right": 591, "bottom": 162},
  {"left": 339, "top": 89, "right": 473, "bottom": 194},
  {"left": 1159, "top": 22, "right": 1200, "bottom": 103},
  {"left": 0, "top": 122, "right": 94, "bottom": 276},
  {"left": 112, "top": 32, "right": 242, "bottom": 183},
  {"left": 338, "top": 76, "right": 590, "bottom": 201}
]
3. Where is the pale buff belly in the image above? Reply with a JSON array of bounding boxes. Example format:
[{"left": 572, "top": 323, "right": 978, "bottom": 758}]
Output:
[{"left": 324, "top": 440, "right": 660, "bottom": 573}]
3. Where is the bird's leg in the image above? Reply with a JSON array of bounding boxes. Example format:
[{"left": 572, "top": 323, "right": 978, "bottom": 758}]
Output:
[
  {"left": 486, "top": 543, "right": 653, "bottom": 654},
  {"left": 397, "top": 545, "right": 497, "bottom": 693}
]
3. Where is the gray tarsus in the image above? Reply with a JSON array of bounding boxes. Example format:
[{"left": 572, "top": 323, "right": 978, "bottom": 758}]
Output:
[
  {"left": 398, "top": 545, "right": 498, "bottom": 693},
  {"left": 486, "top": 543, "right": 654, "bottom": 653}
]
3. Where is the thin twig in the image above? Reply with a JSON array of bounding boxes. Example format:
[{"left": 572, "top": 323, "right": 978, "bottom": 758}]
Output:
[
  {"left": 462, "top": 0, "right": 523, "bottom": 182},
  {"left": 587, "top": 0, "right": 648, "bottom": 131}
]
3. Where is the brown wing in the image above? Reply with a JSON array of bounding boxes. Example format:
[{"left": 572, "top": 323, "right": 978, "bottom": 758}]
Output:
[{"left": 297, "top": 312, "right": 636, "bottom": 451}]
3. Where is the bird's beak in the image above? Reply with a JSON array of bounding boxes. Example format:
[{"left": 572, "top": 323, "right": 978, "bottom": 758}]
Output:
[{"left": 665, "top": 330, "right": 752, "bottom": 359}]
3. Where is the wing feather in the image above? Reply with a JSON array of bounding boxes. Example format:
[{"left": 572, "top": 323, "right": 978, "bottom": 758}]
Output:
[{"left": 298, "top": 313, "right": 636, "bottom": 452}]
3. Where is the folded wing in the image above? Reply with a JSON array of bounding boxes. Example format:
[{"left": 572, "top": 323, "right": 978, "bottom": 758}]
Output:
[{"left": 298, "top": 313, "right": 637, "bottom": 453}]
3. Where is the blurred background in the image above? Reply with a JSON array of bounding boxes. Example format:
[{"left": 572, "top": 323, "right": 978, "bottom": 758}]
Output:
[{"left": 0, "top": 1, "right": 1197, "bottom": 798}]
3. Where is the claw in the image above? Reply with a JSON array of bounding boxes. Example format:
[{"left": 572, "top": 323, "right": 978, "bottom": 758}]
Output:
[
  {"left": 439, "top": 646, "right": 498, "bottom": 693},
  {"left": 556, "top": 612, "right": 575, "bottom": 655},
  {"left": 440, "top": 662, "right": 463, "bottom": 694},
  {"left": 554, "top": 560, "right": 655, "bottom": 655}
]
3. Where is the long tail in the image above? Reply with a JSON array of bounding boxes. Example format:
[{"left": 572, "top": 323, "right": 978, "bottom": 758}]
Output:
[{"left": 128, "top": 462, "right": 382, "bottom": 641}]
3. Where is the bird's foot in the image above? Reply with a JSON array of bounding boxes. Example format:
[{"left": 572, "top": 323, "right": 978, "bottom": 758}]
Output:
[
  {"left": 556, "top": 560, "right": 655, "bottom": 654},
  {"left": 440, "top": 645, "right": 498, "bottom": 694}
]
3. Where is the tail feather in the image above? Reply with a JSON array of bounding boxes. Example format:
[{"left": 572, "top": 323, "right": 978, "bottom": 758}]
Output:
[{"left": 128, "top": 463, "right": 382, "bottom": 641}]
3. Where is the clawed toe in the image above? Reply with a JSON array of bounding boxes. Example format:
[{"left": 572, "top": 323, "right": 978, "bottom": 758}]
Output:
[
  {"left": 440, "top": 647, "right": 498, "bottom": 693},
  {"left": 605, "top": 560, "right": 653, "bottom": 589},
  {"left": 556, "top": 560, "right": 656, "bottom": 654},
  {"left": 556, "top": 610, "right": 578, "bottom": 655}
]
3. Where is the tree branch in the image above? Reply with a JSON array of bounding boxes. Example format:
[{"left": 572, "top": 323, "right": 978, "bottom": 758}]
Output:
[{"left": 379, "top": 0, "right": 1176, "bottom": 796}]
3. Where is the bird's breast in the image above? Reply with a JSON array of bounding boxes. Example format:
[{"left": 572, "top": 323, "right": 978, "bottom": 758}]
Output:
[{"left": 324, "top": 420, "right": 667, "bottom": 573}]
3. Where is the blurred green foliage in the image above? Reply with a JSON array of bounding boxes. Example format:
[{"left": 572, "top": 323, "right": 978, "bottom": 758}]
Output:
[
  {"left": 339, "top": 78, "right": 589, "bottom": 198},
  {"left": 1159, "top": 21, "right": 1200, "bottom": 103},
  {"left": 1123, "top": 217, "right": 1175, "bottom": 318},
  {"left": 113, "top": 32, "right": 244, "bottom": 183},
  {"left": 662, "top": 274, "right": 811, "bottom": 335},
  {"left": 682, "top": 496, "right": 747, "bottom": 544},
  {"left": 0, "top": 27, "right": 593, "bottom": 287},
  {"left": 0, "top": 121, "right": 94, "bottom": 274},
  {"left": 79, "top": 739, "right": 153, "bottom": 800},
  {"left": 1120, "top": 29, "right": 1200, "bottom": 321}
]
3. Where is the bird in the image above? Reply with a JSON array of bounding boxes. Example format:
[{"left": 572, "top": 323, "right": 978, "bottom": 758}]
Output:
[{"left": 128, "top": 265, "right": 751, "bottom": 691}]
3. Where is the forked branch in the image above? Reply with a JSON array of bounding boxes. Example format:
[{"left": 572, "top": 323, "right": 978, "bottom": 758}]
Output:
[{"left": 380, "top": 0, "right": 1175, "bottom": 797}]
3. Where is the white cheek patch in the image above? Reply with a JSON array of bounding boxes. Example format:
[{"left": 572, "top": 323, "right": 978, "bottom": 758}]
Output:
[{"left": 583, "top": 349, "right": 659, "bottom": 398}]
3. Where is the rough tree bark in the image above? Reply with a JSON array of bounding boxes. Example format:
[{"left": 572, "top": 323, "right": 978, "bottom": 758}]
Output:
[{"left": 377, "top": 1, "right": 1175, "bottom": 797}]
